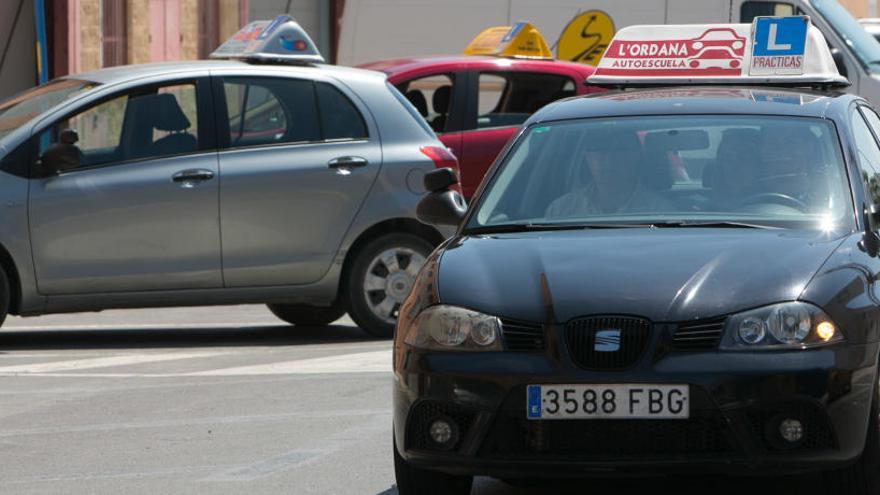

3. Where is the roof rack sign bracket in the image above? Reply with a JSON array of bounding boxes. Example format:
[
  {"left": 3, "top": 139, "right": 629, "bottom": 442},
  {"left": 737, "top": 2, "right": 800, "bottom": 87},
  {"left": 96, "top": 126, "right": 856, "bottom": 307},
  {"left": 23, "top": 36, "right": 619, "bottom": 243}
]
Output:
[
  {"left": 210, "top": 15, "right": 325, "bottom": 65},
  {"left": 587, "top": 16, "right": 848, "bottom": 88}
]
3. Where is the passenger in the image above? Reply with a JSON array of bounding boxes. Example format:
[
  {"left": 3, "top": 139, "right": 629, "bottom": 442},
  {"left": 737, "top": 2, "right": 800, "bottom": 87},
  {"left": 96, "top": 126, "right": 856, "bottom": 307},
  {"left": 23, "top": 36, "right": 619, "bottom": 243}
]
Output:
[
  {"left": 545, "top": 133, "right": 673, "bottom": 219},
  {"left": 710, "top": 128, "right": 761, "bottom": 208}
]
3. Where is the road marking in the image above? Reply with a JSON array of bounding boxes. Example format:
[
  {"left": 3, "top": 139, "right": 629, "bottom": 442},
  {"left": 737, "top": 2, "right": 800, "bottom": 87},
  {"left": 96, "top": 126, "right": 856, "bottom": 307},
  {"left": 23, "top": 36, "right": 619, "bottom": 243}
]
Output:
[
  {"left": 0, "top": 351, "right": 227, "bottom": 374},
  {"left": 203, "top": 411, "right": 390, "bottom": 481},
  {"left": 2, "top": 322, "right": 282, "bottom": 331},
  {"left": 189, "top": 350, "right": 392, "bottom": 376},
  {"left": 0, "top": 349, "right": 391, "bottom": 377}
]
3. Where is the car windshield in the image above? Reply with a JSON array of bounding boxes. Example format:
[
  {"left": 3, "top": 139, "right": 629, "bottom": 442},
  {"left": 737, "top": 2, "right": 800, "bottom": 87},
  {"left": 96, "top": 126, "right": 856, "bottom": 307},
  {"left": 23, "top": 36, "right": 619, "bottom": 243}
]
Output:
[
  {"left": 0, "top": 79, "right": 97, "bottom": 142},
  {"left": 469, "top": 115, "right": 852, "bottom": 231},
  {"left": 812, "top": 0, "right": 880, "bottom": 72}
]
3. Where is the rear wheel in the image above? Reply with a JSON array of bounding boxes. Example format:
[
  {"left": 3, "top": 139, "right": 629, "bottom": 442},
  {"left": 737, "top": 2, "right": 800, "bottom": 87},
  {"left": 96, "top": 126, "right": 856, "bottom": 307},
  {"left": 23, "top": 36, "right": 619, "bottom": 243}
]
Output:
[
  {"left": 0, "top": 268, "right": 8, "bottom": 328},
  {"left": 266, "top": 303, "right": 346, "bottom": 327},
  {"left": 346, "top": 233, "right": 432, "bottom": 338},
  {"left": 824, "top": 372, "right": 880, "bottom": 494},
  {"left": 394, "top": 437, "right": 472, "bottom": 495}
]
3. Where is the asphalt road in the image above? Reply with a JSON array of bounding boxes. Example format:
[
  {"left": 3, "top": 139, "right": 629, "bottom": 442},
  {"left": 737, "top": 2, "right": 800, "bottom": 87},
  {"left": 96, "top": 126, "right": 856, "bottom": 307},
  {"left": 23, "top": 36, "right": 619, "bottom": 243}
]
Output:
[{"left": 0, "top": 306, "right": 825, "bottom": 494}]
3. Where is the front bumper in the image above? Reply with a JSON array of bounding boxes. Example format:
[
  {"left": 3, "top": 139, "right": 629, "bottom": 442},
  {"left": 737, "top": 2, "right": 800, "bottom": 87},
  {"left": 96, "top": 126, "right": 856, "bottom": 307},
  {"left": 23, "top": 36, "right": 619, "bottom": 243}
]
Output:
[{"left": 393, "top": 339, "right": 878, "bottom": 478}]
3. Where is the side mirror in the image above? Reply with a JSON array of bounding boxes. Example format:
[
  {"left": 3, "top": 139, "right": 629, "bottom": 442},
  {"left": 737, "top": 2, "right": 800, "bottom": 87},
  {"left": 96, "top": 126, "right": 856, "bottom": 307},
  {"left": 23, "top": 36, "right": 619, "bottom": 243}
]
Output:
[
  {"left": 423, "top": 167, "right": 458, "bottom": 193},
  {"left": 830, "top": 48, "right": 848, "bottom": 79},
  {"left": 39, "top": 129, "right": 81, "bottom": 174},
  {"left": 860, "top": 203, "right": 880, "bottom": 257},
  {"left": 417, "top": 168, "right": 467, "bottom": 226}
]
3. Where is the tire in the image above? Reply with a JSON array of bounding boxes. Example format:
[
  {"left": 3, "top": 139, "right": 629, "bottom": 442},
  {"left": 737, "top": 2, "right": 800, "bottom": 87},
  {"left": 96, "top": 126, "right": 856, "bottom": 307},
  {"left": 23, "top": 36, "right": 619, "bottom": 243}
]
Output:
[
  {"left": 0, "top": 268, "right": 8, "bottom": 328},
  {"left": 266, "top": 303, "right": 346, "bottom": 327},
  {"left": 394, "top": 437, "right": 472, "bottom": 495},
  {"left": 824, "top": 373, "right": 880, "bottom": 494},
  {"left": 346, "top": 233, "right": 433, "bottom": 338}
]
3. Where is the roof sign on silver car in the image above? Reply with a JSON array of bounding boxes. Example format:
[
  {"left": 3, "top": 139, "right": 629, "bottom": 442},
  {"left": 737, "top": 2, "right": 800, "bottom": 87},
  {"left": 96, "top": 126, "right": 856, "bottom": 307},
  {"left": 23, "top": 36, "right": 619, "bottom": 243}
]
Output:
[{"left": 210, "top": 15, "right": 325, "bottom": 64}]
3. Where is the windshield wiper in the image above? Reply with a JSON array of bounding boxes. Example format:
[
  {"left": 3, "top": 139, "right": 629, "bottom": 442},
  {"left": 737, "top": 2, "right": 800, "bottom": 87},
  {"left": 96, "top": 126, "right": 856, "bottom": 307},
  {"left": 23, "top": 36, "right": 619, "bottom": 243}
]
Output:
[
  {"left": 648, "top": 220, "right": 779, "bottom": 229},
  {"left": 463, "top": 222, "right": 652, "bottom": 234}
]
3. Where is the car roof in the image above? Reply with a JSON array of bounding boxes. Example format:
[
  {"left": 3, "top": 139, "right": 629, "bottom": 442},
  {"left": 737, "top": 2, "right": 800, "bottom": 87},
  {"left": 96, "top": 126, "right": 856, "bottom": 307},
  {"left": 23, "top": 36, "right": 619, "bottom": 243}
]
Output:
[
  {"left": 69, "top": 59, "right": 387, "bottom": 85},
  {"left": 526, "top": 86, "right": 859, "bottom": 124},
  {"left": 358, "top": 55, "right": 594, "bottom": 77}
]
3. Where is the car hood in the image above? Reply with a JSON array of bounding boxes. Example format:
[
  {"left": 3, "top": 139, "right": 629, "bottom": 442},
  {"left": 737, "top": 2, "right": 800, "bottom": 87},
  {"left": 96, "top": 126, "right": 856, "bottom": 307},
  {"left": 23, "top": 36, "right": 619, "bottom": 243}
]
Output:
[{"left": 437, "top": 228, "right": 847, "bottom": 323}]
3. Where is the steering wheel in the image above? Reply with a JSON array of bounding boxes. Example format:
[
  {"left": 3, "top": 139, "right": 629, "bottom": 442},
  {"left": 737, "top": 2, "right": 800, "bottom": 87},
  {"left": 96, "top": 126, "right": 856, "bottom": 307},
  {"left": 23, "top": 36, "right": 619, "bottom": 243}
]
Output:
[{"left": 737, "top": 192, "right": 808, "bottom": 212}]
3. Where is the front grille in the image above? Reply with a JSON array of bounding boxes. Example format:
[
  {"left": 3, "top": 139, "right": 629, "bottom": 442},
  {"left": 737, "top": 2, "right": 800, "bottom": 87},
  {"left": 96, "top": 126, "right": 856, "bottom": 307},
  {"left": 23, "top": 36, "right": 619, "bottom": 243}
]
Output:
[
  {"left": 405, "top": 401, "right": 477, "bottom": 452},
  {"left": 673, "top": 318, "right": 726, "bottom": 351},
  {"left": 480, "top": 412, "right": 733, "bottom": 459},
  {"left": 565, "top": 316, "right": 651, "bottom": 370},
  {"left": 501, "top": 319, "right": 545, "bottom": 351}
]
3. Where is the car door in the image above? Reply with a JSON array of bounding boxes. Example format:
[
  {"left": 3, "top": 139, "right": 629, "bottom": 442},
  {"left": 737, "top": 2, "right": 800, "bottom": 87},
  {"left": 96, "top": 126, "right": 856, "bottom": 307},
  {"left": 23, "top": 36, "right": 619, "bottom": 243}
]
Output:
[
  {"left": 214, "top": 75, "right": 381, "bottom": 287},
  {"left": 28, "top": 78, "right": 222, "bottom": 294},
  {"left": 460, "top": 70, "right": 579, "bottom": 198}
]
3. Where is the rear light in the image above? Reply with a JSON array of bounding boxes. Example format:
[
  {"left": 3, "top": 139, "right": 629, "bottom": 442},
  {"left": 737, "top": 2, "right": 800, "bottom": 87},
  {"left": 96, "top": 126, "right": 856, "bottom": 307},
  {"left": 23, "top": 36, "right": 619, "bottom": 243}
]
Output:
[{"left": 420, "top": 146, "right": 462, "bottom": 193}]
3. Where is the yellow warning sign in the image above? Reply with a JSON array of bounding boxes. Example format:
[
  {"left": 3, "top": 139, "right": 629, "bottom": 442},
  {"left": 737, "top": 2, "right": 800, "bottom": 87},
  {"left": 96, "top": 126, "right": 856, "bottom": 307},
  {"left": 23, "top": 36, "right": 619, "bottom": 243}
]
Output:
[
  {"left": 556, "top": 10, "right": 615, "bottom": 66},
  {"left": 464, "top": 22, "right": 553, "bottom": 59}
]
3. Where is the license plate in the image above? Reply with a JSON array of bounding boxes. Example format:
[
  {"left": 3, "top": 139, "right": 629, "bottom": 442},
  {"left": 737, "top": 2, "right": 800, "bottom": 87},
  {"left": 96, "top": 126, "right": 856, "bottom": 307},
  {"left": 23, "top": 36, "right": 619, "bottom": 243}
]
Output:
[{"left": 527, "top": 384, "right": 689, "bottom": 420}]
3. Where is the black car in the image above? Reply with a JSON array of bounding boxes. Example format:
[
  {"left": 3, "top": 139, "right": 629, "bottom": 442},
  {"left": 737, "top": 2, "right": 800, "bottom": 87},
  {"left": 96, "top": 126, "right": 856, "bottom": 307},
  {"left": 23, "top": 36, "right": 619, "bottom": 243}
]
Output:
[{"left": 392, "top": 82, "right": 880, "bottom": 495}]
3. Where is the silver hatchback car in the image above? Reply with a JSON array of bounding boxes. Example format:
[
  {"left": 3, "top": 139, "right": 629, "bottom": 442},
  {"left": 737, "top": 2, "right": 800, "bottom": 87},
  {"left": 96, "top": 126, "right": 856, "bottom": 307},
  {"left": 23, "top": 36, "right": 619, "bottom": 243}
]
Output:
[{"left": 0, "top": 18, "right": 455, "bottom": 338}]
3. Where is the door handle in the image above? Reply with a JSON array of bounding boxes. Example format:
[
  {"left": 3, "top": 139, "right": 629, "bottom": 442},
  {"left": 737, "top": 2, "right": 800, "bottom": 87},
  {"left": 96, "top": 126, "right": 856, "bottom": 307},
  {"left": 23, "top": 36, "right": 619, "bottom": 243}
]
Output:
[
  {"left": 172, "top": 169, "right": 215, "bottom": 186},
  {"left": 327, "top": 156, "right": 369, "bottom": 169}
]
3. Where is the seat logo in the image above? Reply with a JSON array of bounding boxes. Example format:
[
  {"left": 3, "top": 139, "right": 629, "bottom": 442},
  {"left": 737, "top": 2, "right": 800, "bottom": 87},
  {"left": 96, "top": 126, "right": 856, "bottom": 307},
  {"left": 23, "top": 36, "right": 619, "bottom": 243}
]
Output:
[{"left": 594, "top": 329, "right": 622, "bottom": 352}]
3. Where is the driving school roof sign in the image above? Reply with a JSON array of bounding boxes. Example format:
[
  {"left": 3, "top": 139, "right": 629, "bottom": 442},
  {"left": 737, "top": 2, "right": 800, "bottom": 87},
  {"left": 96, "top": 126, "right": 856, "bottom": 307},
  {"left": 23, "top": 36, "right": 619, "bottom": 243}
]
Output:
[
  {"left": 210, "top": 15, "right": 325, "bottom": 64},
  {"left": 588, "top": 16, "right": 847, "bottom": 86}
]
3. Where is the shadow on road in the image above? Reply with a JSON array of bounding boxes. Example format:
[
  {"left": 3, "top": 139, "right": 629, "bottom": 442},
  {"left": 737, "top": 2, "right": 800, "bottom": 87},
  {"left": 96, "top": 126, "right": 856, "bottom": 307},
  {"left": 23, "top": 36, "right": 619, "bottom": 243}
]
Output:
[
  {"left": 376, "top": 474, "right": 823, "bottom": 494},
  {"left": 0, "top": 323, "right": 382, "bottom": 351}
]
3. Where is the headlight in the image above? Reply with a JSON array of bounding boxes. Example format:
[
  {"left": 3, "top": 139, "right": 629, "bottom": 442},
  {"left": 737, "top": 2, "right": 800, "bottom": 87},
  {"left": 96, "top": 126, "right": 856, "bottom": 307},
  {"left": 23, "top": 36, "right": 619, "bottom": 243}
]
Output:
[
  {"left": 720, "top": 302, "right": 843, "bottom": 350},
  {"left": 404, "top": 305, "right": 503, "bottom": 351}
]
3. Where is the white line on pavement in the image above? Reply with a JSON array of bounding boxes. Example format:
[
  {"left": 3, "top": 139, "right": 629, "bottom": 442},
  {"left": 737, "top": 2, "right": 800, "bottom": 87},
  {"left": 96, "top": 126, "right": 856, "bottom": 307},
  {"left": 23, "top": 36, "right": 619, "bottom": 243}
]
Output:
[
  {"left": 188, "top": 349, "right": 392, "bottom": 376},
  {"left": 0, "top": 351, "right": 228, "bottom": 374}
]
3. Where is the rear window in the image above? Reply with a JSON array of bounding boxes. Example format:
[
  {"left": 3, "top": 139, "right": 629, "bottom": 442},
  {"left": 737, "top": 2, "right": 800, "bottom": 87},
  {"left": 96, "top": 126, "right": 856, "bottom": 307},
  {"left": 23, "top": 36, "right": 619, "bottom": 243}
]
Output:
[
  {"left": 316, "top": 82, "right": 368, "bottom": 140},
  {"left": 387, "top": 81, "right": 436, "bottom": 139}
]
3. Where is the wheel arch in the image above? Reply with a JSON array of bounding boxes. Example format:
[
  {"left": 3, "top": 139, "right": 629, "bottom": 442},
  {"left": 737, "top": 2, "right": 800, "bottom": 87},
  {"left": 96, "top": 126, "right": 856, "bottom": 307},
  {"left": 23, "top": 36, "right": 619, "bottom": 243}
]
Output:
[
  {"left": 0, "top": 242, "right": 22, "bottom": 315},
  {"left": 338, "top": 218, "right": 444, "bottom": 303}
]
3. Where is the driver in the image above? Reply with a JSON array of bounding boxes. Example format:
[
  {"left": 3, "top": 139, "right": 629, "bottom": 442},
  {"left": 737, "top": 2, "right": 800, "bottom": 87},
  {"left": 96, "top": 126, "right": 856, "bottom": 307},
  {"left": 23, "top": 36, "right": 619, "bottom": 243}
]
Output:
[
  {"left": 755, "top": 125, "right": 818, "bottom": 203},
  {"left": 545, "top": 132, "right": 672, "bottom": 219}
]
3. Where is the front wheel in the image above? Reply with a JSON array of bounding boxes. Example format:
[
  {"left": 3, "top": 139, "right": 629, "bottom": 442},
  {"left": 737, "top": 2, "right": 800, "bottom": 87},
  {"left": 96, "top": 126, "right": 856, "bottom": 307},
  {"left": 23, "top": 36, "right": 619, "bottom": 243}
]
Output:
[
  {"left": 0, "top": 267, "right": 8, "bottom": 328},
  {"left": 824, "top": 375, "right": 880, "bottom": 494},
  {"left": 346, "top": 233, "right": 432, "bottom": 338},
  {"left": 394, "top": 438, "right": 472, "bottom": 495}
]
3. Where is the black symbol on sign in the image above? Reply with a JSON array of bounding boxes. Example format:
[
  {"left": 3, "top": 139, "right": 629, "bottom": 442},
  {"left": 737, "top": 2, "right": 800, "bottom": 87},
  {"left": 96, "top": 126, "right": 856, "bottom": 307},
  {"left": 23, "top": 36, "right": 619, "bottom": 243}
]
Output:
[{"left": 572, "top": 15, "right": 608, "bottom": 63}]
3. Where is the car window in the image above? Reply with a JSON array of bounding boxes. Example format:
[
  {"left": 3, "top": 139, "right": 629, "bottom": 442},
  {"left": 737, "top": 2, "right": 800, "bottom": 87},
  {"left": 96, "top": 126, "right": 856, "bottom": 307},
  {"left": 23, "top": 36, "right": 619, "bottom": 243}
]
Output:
[
  {"left": 221, "top": 77, "right": 320, "bottom": 148},
  {"left": 0, "top": 79, "right": 98, "bottom": 143},
  {"left": 38, "top": 82, "right": 200, "bottom": 170},
  {"left": 471, "top": 115, "right": 851, "bottom": 230},
  {"left": 316, "top": 82, "right": 368, "bottom": 140},
  {"left": 476, "top": 72, "right": 576, "bottom": 130},
  {"left": 740, "top": 1, "right": 794, "bottom": 22},
  {"left": 851, "top": 108, "right": 880, "bottom": 206},
  {"left": 395, "top": 74, "right": 454, "bottom": 133}
]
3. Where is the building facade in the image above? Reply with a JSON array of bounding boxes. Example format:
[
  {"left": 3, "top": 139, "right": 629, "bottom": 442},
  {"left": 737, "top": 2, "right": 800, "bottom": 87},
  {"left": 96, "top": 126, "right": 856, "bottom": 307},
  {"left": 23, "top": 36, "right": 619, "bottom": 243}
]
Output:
[{"left": 0, "top": 0, "right": 336, "bottom": 99}]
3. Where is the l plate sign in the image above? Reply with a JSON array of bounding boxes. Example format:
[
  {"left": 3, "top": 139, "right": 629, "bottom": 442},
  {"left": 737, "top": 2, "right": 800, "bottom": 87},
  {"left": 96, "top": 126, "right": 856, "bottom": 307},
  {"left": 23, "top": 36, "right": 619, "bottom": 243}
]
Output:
[{"left": 750, "top": 16, "right": 808, "bottom": 76}]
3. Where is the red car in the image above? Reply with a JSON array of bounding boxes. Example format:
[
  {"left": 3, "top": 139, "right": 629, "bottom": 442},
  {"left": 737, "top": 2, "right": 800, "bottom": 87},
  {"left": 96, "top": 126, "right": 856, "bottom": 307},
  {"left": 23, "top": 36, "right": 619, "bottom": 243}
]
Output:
[{"left": 359, "top": 56, "right": 599, "bottom": 198}]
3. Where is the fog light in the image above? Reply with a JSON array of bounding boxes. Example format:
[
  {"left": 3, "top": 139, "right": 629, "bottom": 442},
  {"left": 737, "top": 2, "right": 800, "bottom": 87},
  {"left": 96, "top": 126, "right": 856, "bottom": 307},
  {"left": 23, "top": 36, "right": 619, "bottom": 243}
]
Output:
[
  {"left": 779, "top": 418, "right": 804, "bottom": 443},
  {"left": 429, "top": 418, "right": 456, "bottom": 446},
  {"left": 817, "top": 321, "right": 836, "bottom": 342}
]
